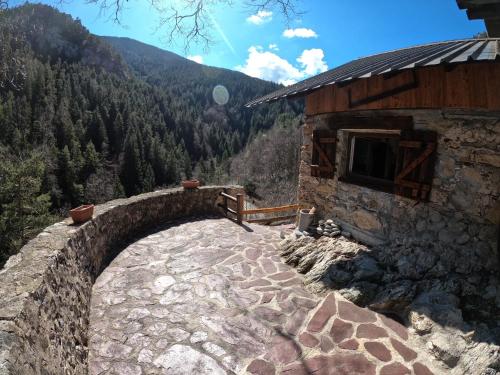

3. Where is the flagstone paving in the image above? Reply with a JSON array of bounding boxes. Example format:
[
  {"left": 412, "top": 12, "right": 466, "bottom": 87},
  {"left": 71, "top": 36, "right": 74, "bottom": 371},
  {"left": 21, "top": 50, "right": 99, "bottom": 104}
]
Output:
[{"left": 88, "top": 217, "right": 439, "bottom": 375}]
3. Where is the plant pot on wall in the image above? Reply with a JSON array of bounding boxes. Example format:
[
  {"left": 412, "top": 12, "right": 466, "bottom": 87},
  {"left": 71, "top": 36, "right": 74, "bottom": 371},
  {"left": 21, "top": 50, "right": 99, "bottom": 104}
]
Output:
[
  {"left": 70, "top": 204, "right": 94, "bottom": 224},
  {"left": 182, "top": 179, "right": 200, "bottom": 189}
]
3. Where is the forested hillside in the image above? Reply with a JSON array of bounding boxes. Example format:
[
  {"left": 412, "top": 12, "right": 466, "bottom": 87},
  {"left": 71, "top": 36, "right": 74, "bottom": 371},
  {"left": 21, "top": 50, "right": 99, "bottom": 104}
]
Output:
[{"left": 0, "top": 4, "right": 302, "bottom": 265}]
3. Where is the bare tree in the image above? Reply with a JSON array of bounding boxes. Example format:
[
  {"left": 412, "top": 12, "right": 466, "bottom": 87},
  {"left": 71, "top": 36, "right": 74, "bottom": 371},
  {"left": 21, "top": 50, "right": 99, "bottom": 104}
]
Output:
[{"left": 82, "top": 0, "right": 302, "bottom": 51}]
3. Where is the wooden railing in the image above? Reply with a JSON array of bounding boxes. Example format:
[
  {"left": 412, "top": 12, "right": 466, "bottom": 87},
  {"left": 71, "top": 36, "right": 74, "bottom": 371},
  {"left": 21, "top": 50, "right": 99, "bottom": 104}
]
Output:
[
  {"left": 219, "top": 189, "right": 245, "bottom": 223},
  {"left": 219, "top": 189, "right": 300, "bottom": 225}
]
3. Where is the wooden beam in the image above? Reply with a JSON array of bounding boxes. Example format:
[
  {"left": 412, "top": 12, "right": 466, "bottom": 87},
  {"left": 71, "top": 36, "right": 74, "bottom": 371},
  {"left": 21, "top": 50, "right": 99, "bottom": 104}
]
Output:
[
  {"left": 485, "top": 19, "right": 500, "bottom": 36},
  {"left": 399, "top": 140, "right": 423, "bottom": 148},
  {"left": 220, "top": 192, "right": 237, "bottom": 202},
  {"left": 236, "top": 194, "right": 244, "bottom": 224},
  {"left": 396, "top": 179, "right": 431, "bottom": 192},
  {"left": 246, "top": 214, "right": 297, "bottom": 224},
  {"left": 395, "top": 143, "right": 435, "bottom": 184},
  {"left": 241, "top": 204, "right": 300, "bottom": 215},
  {"left": 313, "top": 140, "right": 334, "bottom": 169},
  {"left": 466, "top": 3, "right": 500, "bottom": 19},
  {"left": 457, "top": 0, "right": 500, "bottom": 9},
  {"left": 217, "top": 204, "right": 237, "bottom": 215},
  {"left": 318, "top": 137, "right": 337, "bottom": 143},
  {"left": 327, "top": 116, "right": 414, "bottom": 130}
]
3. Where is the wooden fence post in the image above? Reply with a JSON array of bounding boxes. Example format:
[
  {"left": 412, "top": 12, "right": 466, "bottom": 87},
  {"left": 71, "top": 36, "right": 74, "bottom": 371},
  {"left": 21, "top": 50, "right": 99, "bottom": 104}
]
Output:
[
  {"left": 222, "top": 188, "right": 228, "bottom": 216},
  {"left": 236, "top": 193, "right": 244, "bottom": 224}
]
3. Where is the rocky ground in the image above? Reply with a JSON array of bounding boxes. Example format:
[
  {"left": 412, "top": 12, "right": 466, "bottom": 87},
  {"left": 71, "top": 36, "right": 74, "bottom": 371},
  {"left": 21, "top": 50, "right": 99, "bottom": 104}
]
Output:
[
  {"left": 280, "top": 234, "right": 500, "bottom": 375},
  {"left": 88, "top": 217, "right": 442, "bottom": 374}
]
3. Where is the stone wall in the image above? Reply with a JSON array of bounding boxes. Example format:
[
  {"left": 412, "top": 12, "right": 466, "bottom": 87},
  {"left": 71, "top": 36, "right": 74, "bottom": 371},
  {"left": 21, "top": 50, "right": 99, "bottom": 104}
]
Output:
[
  {"left": 297, "top": 109, "right": 499, "bottom": 317},
  {"left": 0, "top": 186, "right": 242, "bottom": 374},
  {"left": 299, "top": 109, "right": 499, "bottom": 248}
]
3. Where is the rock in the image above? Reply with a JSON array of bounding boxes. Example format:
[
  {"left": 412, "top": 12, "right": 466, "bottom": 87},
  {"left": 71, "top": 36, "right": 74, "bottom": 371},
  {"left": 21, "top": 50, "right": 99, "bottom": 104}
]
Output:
[
  {"left": 339, "top": 287, "right": 363, "bottom": 303},
  {"left": 353, "top": 255, "right": 382, "bottom": 282},
  {"left": 326, "top": 268, "right": 352, "bottom": 288},
  {"left": 339, "top": 282, "right": 379, "bottom": 306},
  {"left": 352, "top": 210, "right": 382, "bottom": 231},
  {"left": 409, "top": 309, "right": 434, "bottom": 335},
  {"left": 410, "top": 291, "right": 463, "bottom": 328},
  {"left": 369, "top": 280, "right": 416, "bottom": 311},
  {"left": 247, "top": 359, "right": 275, "bottom": 375},
  {"left": 456, "top": 233, "right": 470, "bottom": 245},
  {"left": 396, "top": 256, "right": 420, "bottom": 279},
  {"left": 364, "top": 341, "right": 392, "bottom": 362},
  {"left": 429, "top": 211, "right": 442, "bottom": 223},
  {"left": 153, "top": 345, "right": 226, "bottom": 374},
  {"left": 416, "top": 220, "right": 427, "bottom": 232},
  {"left": 427, "top": 334, "right": 467, "bottom": 367},
  {"left": 330, "top": 319, "right": 353, "bottom": 343}
]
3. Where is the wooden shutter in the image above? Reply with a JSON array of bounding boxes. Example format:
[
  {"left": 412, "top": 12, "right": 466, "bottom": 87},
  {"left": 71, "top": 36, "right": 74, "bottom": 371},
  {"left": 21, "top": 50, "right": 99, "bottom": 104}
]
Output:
[
  {"left": 394, "top": 130, "right": 437, "bottom": 201},
  {"left": 311, "top": 129, "right": 336, "bottom": 179}
]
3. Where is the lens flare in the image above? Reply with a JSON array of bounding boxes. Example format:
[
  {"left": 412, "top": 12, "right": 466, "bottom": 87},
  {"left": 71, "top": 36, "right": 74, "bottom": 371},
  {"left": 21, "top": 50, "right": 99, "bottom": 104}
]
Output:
[{"left": 212, "top": 85, "right": 229, "bottom": 105}]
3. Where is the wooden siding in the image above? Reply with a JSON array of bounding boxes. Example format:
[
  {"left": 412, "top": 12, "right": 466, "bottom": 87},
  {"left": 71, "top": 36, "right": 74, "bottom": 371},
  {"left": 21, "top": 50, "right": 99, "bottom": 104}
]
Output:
[{"left": 305, "top": 62, "right": 500, "bottom": 116}]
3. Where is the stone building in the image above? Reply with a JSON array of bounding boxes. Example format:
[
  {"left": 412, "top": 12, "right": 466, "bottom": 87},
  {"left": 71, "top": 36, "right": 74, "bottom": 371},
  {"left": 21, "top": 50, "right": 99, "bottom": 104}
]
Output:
[
  {"left": 248, "top": 39, "right": 500, "bottom": 350},
  {"left": 247, "top": 38, "right": 499, "bottom": 256}
]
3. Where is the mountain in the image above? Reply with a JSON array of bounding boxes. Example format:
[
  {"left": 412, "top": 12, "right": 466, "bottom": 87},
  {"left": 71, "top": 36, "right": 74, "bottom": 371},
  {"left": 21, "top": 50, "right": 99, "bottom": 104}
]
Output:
[
  {"left": 0, "top": 3, "right": 302, "bottom": 265},
  {"left": 100, "top": 36, "right": 191, "bottom": 70},
  {"left": 101, "top": 35, "right": 302, "bottom": 163}
]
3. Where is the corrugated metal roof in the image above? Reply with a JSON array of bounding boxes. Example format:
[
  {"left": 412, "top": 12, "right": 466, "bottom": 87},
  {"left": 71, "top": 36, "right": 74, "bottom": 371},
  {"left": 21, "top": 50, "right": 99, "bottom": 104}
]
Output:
[{"left": 245, "top": 38, "right": 500, "bottom": 107}]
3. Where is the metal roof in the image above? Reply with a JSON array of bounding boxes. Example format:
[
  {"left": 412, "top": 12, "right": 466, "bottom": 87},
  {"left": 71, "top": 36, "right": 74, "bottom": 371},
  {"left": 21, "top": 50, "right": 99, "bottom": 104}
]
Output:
[{"left": 245, "top": 38, "right": 500, "bottom": 107}]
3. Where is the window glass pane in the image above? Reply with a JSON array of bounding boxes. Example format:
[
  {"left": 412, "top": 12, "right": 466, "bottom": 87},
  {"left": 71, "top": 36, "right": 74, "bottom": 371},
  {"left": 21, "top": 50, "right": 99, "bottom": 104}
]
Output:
[{"left": 351, "top": 137, "right": 397, "bottom": 181}]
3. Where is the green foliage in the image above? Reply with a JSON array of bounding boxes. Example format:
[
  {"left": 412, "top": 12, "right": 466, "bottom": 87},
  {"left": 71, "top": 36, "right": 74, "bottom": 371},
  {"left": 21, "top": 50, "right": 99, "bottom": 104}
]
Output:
[
  {"left": 243, "top": 179, "right": 257, "bottom": 197},
  {"left": 0, "top": 152, "right": 54, "bottom": 266}
]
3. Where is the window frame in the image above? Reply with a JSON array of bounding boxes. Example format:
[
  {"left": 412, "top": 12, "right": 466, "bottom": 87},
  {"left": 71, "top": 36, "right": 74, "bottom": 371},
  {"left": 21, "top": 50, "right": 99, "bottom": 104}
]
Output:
[{"left": 341, "top": 131, "right": 400, "bottom": 193}]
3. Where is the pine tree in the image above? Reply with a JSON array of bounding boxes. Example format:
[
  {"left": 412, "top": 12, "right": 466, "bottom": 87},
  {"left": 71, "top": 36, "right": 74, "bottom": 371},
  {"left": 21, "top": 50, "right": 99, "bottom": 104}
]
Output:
[
  {"left": 0, "top": 153, "right": 53, "bottom": 266},
  {"left": 121, "top": 130, "right": 143, "bottom": 196},
  {"left": 58, "top": 146, "right": 83, "bottom": 205},
  {"left": 82, "top": 141, "right": 101, "bottom": 179}
]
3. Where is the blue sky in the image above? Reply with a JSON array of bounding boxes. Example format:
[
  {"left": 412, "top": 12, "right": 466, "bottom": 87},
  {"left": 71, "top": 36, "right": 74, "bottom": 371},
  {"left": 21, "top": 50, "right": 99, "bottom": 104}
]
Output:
[{"left": 14, "top": 0, "right": 486, "bottom": 84}]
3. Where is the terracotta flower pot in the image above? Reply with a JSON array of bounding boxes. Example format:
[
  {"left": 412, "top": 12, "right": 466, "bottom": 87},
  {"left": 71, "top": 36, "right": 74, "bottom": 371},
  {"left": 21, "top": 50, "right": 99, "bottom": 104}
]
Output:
[
  {"left": 70, "top": 204, "right": 94, "bottom": 224},
  {"left": 182, "top": 179, "right": 200, "bottom": 189}
]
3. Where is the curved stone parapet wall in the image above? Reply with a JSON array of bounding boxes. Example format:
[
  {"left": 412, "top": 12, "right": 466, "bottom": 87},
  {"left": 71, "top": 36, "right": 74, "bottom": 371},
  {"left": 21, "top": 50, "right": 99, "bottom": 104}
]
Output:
[{"left": 0, "top": 186, "right": 242, "bottom": 374}]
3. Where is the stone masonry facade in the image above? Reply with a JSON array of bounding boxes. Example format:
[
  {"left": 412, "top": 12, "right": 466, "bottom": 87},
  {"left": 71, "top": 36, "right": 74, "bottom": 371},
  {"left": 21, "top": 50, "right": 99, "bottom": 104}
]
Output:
[
  {"left": 298, "top": 109, "right": 499, "bottom": 280},
  {"left": 298, "top": 110, "right": 500, "bottom": 313},
  {"left": 0, "top": 186, "right": 242, "bottom": 374}
]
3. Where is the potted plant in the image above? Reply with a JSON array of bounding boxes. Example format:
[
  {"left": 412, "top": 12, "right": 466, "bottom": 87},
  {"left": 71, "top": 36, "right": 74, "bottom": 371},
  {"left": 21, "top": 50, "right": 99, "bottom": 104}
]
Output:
[
  {"left": 69, "top": 204, "right": 94, "bottom": 224},
  {"left": 182, "top": 179, "right": 200, "bottom": 189}
]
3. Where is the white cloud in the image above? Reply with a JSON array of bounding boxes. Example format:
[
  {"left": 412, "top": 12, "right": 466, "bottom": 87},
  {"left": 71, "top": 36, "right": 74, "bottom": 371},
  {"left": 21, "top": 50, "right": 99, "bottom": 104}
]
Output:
[
  {"left": 283, "top": 28, "right": 318, "bottom": 38},
  {"left": 269, "top": 43, "right": 279, "bottom": 51},
  {"left": 247, "top": 10, "right": 273, "bottom": 25},
  {"left": 236, "top": 46, "right": 328, "bottom": 86},
  {"left": 297, "top": 48, "right": 328, "bottom": 76},
  {"left": 187, "top": 55, "right": 204, "bottom": 64}
]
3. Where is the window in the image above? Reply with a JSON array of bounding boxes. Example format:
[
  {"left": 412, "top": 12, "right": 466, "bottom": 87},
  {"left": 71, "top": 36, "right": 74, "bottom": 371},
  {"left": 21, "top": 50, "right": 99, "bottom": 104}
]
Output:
[
  {"left": 347, "top": 133, "right": 399, "bottom": 190},
  {"left": 343, "top": 130, "right": 437, "bottom": 201}
]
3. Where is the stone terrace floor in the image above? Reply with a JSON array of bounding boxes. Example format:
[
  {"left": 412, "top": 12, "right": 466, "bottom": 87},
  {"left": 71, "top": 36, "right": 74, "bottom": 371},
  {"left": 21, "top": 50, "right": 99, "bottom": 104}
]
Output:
[{"left": 89, "top": 217, "right": 437, "bottom": 375}]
